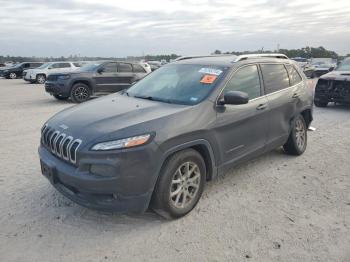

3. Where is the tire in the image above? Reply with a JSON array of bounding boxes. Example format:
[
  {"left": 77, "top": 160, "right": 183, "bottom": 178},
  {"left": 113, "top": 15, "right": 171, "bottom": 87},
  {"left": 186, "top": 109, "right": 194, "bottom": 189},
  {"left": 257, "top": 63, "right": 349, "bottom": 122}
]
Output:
[
  {"left": 9, "top": 72, "right": 17, "bottom": 79},
  {"left": 53, "top": 94, "right": 69, "bottom": 101},
  {"left": 151, "top": 149, "right": 206, "bottom": 219},
  {"left": 283, "top": 114, "right": 307, "bottom": 156},
  {"left": 36, "top": 74, "right": 46, "bottom": 84},
  {"left": 70, "top": 83, "right": 91, "bottom": 103},
  {"left": 314, "top": 99, "right": 328, "bottom": 107}
]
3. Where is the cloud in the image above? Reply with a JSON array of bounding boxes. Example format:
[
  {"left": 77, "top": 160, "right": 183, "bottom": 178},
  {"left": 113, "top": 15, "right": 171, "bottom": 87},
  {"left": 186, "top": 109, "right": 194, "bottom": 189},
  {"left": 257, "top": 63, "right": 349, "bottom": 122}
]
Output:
[{"left": 0, "top": 0, "right": 349, "bottom": 56}]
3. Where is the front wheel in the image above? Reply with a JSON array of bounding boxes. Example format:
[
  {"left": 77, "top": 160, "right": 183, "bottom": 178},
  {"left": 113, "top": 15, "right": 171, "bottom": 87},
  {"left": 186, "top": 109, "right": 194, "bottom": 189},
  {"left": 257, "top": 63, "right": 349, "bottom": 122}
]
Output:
[
  {"left": 53, "top": 94, "right": 69, "bottom": 101},
  {"left": 36, "top": 74, "right": 46, "bottom": 84},
  {"left": 151, "top": 149, "right": 206, "bottom": 219},
  {"left": 9, "top": 72, "right": 17, "bottom": 79},
  {"left": 70, "top": 83, "right": 91, "bottom": 103},
  {"left": 283, "top": 114, "right": 307, "bottom": 155}
]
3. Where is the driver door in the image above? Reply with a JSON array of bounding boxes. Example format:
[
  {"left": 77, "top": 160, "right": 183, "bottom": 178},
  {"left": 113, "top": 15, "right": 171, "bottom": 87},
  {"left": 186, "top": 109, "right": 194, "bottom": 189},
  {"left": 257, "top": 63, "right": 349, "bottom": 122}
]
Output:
[
  {"left": 94, "top": 62, "right": 118, "bottom": 92},
  {"left": 213, "top": 64, "right": 269, "bottom": 166}
]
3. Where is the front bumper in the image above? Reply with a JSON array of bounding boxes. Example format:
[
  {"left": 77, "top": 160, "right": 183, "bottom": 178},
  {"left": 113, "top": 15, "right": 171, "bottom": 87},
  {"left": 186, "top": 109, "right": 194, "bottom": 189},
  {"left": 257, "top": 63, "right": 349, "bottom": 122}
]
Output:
[
  {"left": 38, "top": 143, "right": 160, "bottom": 213},
  {"left": 45, "top": 80, "right": 71, "bottom": 97}
]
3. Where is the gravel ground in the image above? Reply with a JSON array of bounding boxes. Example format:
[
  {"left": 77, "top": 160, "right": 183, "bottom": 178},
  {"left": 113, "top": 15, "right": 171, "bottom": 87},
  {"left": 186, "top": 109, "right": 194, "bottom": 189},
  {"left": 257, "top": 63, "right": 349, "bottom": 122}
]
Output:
[{"left": 0, "top": 79, "right": 349, "bottom": 262}]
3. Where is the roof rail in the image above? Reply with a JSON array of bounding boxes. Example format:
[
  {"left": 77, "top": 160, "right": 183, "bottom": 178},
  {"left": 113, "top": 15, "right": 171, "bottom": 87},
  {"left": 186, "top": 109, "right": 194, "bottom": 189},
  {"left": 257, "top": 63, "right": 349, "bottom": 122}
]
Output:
[
  {"left": 173, "top": 54, "right": 235, "bottom": 62},
  {"left": 233, "top": 53, "right": 289, "bottom": 62}
]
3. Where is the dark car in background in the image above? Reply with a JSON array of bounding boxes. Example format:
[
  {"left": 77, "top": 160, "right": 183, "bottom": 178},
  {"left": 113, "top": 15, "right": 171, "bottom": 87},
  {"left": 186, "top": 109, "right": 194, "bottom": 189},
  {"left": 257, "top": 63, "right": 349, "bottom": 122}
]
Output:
[
  {"left": 39, "top": 54, "right": 313, "bottom": 218},
  {"left": 45, "top": 61, "right": 151, "bottom": 103},
  {"left": 1, "top": 62, "right": 43, "bottom": 79},
  {"left": 314, "top": 60, "right": 350, "bottom": 107}
]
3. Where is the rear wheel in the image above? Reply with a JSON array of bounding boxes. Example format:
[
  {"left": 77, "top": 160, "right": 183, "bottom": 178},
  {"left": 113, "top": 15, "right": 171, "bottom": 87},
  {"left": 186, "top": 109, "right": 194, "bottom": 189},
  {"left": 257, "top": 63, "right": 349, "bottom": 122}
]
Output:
[
  {"left": 314, "top": 99, "right": 328, "bottom": 107},
  {"left": 151, "top": 149, "right": 206, "bottom": 219},
  {"left": 53, "top": 94, "right": 69, "bottom": 101},
  {"left": 36, "top": 74, "right": 46, "bottom": 84},
  {"left": 9, "top": 72, "right": 17, "bottom": 79},
  {"left": 70, "top": 83, "right": 91, "bottom": 103},
  {"left": 283, "top": 114, "right": 307, "bottom": 155}
]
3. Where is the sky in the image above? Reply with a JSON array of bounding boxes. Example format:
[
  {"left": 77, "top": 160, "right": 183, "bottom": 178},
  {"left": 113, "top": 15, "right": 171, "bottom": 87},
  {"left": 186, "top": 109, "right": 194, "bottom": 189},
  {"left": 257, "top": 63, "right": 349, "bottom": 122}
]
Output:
[{"left": 0, "top": 0, "right": 350, "bottom": 57}]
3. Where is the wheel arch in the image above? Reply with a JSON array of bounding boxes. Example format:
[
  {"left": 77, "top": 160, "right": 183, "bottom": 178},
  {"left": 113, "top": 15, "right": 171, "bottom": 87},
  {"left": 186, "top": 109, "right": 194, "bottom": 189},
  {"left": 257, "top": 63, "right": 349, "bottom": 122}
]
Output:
[
  {"left": 71, "top": 79, "right": 93, "bottom": 93},
  {"left": 160, "top": 139, "right": 217, "bottom": 182}
]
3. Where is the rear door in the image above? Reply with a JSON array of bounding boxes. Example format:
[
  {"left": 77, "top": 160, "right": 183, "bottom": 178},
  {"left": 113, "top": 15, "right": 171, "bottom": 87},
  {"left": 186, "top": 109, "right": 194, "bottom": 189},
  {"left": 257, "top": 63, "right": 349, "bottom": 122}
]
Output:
[
  {"left": 260, "top": 63, "right": 296, "bottom": 147},
  {"left": 214, "top": 64, "right": 269, "bottom": 165},
  {"left": 94, "top": 62, "right": 118, "bottom": 92}
]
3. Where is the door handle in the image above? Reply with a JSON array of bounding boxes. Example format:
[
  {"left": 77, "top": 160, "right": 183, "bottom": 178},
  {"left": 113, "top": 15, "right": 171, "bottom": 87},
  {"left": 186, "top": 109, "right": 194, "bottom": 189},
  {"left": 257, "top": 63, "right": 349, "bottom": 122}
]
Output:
[
  {"left": 256, "top": 103, "right": 267, "bottom": 110},
  {"left": 292, "top": 93, "right": 299, "bottom": 98}
]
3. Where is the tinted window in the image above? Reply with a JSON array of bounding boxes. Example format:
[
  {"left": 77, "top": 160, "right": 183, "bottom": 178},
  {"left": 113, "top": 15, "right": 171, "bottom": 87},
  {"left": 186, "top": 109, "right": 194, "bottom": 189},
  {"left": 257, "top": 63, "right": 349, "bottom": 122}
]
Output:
[
  {"left": 261, "top": 64, "right": 290, "bottom": 94},
  {"left": 223, "top": 65, "right": 261, "bottom": 100},
  {"left": 286, "top": 64, "right": 302, "bottom": 86},
  {"left": 133, "top": 64, "right": 146, "bottom": 73},
  {"left": 23, "top": 63, "right": 30, "bottom": 68},
  {"left": 118, "top": 63, "right": 132, "bottom": 73},
  {"left": 102, "top": 62, "right": 117, "bottom": 73},
  {"left": 50, "top": 63, "right": 61, "bottom": 69}
]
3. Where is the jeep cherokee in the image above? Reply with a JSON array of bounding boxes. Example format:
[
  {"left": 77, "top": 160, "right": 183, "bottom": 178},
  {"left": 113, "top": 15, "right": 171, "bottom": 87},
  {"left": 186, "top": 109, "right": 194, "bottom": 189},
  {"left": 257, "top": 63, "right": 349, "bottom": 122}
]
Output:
[
  {"left": 39, "top": 54, "right": 313, "bottom": 219},
  {"left": 44, "top": 61, "right": 151, "bottom": 103}
]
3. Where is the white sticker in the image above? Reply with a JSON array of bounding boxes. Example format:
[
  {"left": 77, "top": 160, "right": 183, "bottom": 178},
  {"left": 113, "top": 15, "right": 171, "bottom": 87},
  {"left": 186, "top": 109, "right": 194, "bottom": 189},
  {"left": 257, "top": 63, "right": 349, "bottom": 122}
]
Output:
[
  {"left": 198, "top": 68, "right": 223, "bottom": 76},
  {"left": 190, "top": 97, "right": 198, "bottom": 101}
]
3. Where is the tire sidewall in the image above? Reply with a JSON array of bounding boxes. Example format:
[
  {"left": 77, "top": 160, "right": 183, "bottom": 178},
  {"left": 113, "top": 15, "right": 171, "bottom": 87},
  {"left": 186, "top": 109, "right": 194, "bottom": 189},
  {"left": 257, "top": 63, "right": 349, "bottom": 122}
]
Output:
[
  {"left": 71, "top": 83, "right": 90, "bottom": 103},
  {"left": 290, "top": 115, "right": 307, "bottom": 154},
  {"left": 153, "top": 149, "right": 206, "bottom": 218}
]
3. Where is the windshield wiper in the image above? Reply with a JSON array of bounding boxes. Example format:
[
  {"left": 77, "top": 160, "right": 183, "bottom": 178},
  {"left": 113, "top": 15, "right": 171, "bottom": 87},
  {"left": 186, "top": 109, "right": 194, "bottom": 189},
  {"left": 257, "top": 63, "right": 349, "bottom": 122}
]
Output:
[{"left": 133, "top": 95, "right": 173, "bottom": 104}]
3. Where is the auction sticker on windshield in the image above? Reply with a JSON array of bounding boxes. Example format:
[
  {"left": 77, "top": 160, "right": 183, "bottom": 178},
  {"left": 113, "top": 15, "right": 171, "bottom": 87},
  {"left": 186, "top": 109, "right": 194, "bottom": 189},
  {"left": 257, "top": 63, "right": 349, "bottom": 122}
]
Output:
[
  {"left": 198, "top": 68, "right": 223, "bottom": 76},
  {"left": 200, "top": 74, "right": 217, "bottom": 84}
]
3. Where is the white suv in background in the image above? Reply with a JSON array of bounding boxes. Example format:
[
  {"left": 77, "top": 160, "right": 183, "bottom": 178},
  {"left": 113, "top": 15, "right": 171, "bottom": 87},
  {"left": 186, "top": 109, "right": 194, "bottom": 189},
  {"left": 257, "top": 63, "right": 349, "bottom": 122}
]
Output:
[{"left": 24, "top": 62, "right": 81, "bottom": 84}]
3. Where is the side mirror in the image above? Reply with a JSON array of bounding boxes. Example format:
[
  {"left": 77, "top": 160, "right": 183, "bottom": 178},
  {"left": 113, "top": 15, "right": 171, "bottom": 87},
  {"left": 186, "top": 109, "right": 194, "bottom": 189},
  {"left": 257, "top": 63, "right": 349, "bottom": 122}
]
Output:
[
  {"left": 328, "top": 67, "right": 334, "bottom": 72},
  {"left": 97, "top": 67, "right": 104, "bottom": 74},
  {"left": 218, "top": 91, "right": 249, "bottom": 105}
]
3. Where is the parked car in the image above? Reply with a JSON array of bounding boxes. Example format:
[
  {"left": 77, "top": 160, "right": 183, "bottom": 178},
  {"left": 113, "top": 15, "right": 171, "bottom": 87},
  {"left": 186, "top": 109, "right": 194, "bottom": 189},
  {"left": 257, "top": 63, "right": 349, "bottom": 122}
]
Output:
[
  {"left": 0, "top": 62, "right": 43, "bottom": 79},
  {"left": 310, "top": 62, "right": 336, "bottom": 78},
  {"left": 44, "top": 61, "right": 151, "bottom": 103},
  {"left": 24, "top": 62, "right": 81, "bottom": 84},
  {"left": 39, "top": 54, "right": 313, "bottom": 218},
  {"left": 314, "top": 60, "right": 350, "bottom": 107}
]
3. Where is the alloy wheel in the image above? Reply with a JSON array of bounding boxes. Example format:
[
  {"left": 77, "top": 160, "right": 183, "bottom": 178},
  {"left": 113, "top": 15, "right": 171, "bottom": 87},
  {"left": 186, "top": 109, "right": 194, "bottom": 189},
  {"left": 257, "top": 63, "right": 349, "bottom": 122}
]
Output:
[
  {"left": 74, "top": 86, "right": 89, "bottom": 102},
  {"left": 9, "top": 73, "right": 16, "bottom": 79},
  {"left": 170, "top": 161, "right": 201, "bottom": 209},
  {"left": 295, "top": 118, "right": 306, "bottom": 150},
  {"left": 37, "top": 76, "right": 45, "bottom": 84}
]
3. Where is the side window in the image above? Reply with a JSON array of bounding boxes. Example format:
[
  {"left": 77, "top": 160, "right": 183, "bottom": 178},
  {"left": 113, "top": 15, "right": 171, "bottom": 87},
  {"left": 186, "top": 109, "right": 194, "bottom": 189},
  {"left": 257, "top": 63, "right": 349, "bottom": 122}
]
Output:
[
  {"left": 286, "top": 64, "right": 302, "bottom": 86},
  {"left": 58, "top": 63, "right": 71, "bottom": 68},
  {"left": 118, "top": 63, "right": 132, "bottom": 73},
  {"left": 223, "top": 65, "right": 261, "bottom": 100},
  {"left": 260, "top": 64, "right": 290, "bottom": 94},
  {"left": 102, "top": 62, "right": 117, "bottom": 73},
  {"left": 50, "top": 63, "right": 60, "bottom": 69},
  {"left": 23, "top": 63, "right": 30, "bottom": 68},
  {"left": 133, "top": 64, "right": 146, "bottom": 73}
]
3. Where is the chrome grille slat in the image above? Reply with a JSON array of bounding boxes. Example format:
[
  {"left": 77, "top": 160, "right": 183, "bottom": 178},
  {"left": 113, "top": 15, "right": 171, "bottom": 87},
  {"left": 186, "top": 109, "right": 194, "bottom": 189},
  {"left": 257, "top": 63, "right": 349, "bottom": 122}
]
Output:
[{"left": 40, "top": 126, "right": 82, "bottom": 165}]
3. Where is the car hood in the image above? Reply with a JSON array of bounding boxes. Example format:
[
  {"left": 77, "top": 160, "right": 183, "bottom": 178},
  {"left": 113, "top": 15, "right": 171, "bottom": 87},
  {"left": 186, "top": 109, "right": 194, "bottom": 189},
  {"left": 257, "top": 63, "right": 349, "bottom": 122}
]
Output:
[
  {"left": 320, "top": 70, "right": 350, "bottom": 81},
  {"left": 46, "top": 93, "right": 191, "bottom": 145}
]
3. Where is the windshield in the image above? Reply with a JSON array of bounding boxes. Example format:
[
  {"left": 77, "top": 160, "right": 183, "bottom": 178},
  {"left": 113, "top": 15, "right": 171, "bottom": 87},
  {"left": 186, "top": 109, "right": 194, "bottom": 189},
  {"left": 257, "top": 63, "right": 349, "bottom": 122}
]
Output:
[
  {"left": 336, "top": 62, "right": 350, "bottom": 71},
  {"left": 126, "top": 64, "right": 227, "bottom": 105},
  {"left": 78, "top": 62, "right": 102, "bottom": 72}
]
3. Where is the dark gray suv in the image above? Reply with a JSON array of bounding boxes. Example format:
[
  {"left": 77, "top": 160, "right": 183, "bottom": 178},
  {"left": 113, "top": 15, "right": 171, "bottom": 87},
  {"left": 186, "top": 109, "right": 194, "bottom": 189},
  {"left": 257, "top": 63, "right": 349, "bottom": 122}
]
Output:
[
  {"left": 39, "top": 54, "right": 313, "bottom": 219},
  {"left": 45, "top": 61, "right": 150, "bottom": 103}
]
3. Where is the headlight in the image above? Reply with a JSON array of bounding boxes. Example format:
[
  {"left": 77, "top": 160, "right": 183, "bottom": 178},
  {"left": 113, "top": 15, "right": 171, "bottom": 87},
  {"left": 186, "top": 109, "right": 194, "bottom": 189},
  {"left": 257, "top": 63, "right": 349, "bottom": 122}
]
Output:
[
  {"left": 91, "top": 134, "right": 151, "bottom": 151},
  {"left": 57, "top": 74, "right": 70, "bottom": 80}
]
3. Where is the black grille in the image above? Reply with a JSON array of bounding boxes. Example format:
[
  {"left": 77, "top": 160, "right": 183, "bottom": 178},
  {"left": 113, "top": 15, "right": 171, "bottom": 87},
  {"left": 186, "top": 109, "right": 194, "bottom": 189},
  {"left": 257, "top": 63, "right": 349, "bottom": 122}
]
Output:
[{"left": 41, "top": 124, "right": 81, "bottom": 164}]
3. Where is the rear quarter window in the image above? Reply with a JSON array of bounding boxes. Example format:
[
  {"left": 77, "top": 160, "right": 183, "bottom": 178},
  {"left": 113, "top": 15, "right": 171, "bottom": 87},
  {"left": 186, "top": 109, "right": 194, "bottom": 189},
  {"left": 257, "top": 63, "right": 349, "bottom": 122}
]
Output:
[
  {"left": 286, "top": 64, "right": 302, "bottom": 86},
  {"left": 260, "top": 64, "right": 290, "bottom": 94},
  {"left": 118, "top": 63, "right": 133, "bottom": 73},
  {"left": 133, "top": 64, "right": 146, "bottom": 73}
]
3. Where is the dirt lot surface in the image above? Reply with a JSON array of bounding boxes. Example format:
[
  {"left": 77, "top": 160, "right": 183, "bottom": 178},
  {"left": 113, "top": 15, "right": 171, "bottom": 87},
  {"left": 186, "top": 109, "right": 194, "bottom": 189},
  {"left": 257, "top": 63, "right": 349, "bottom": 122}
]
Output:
[{"left": 0, "top": 79, "right": 349, "bottom": 262}]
